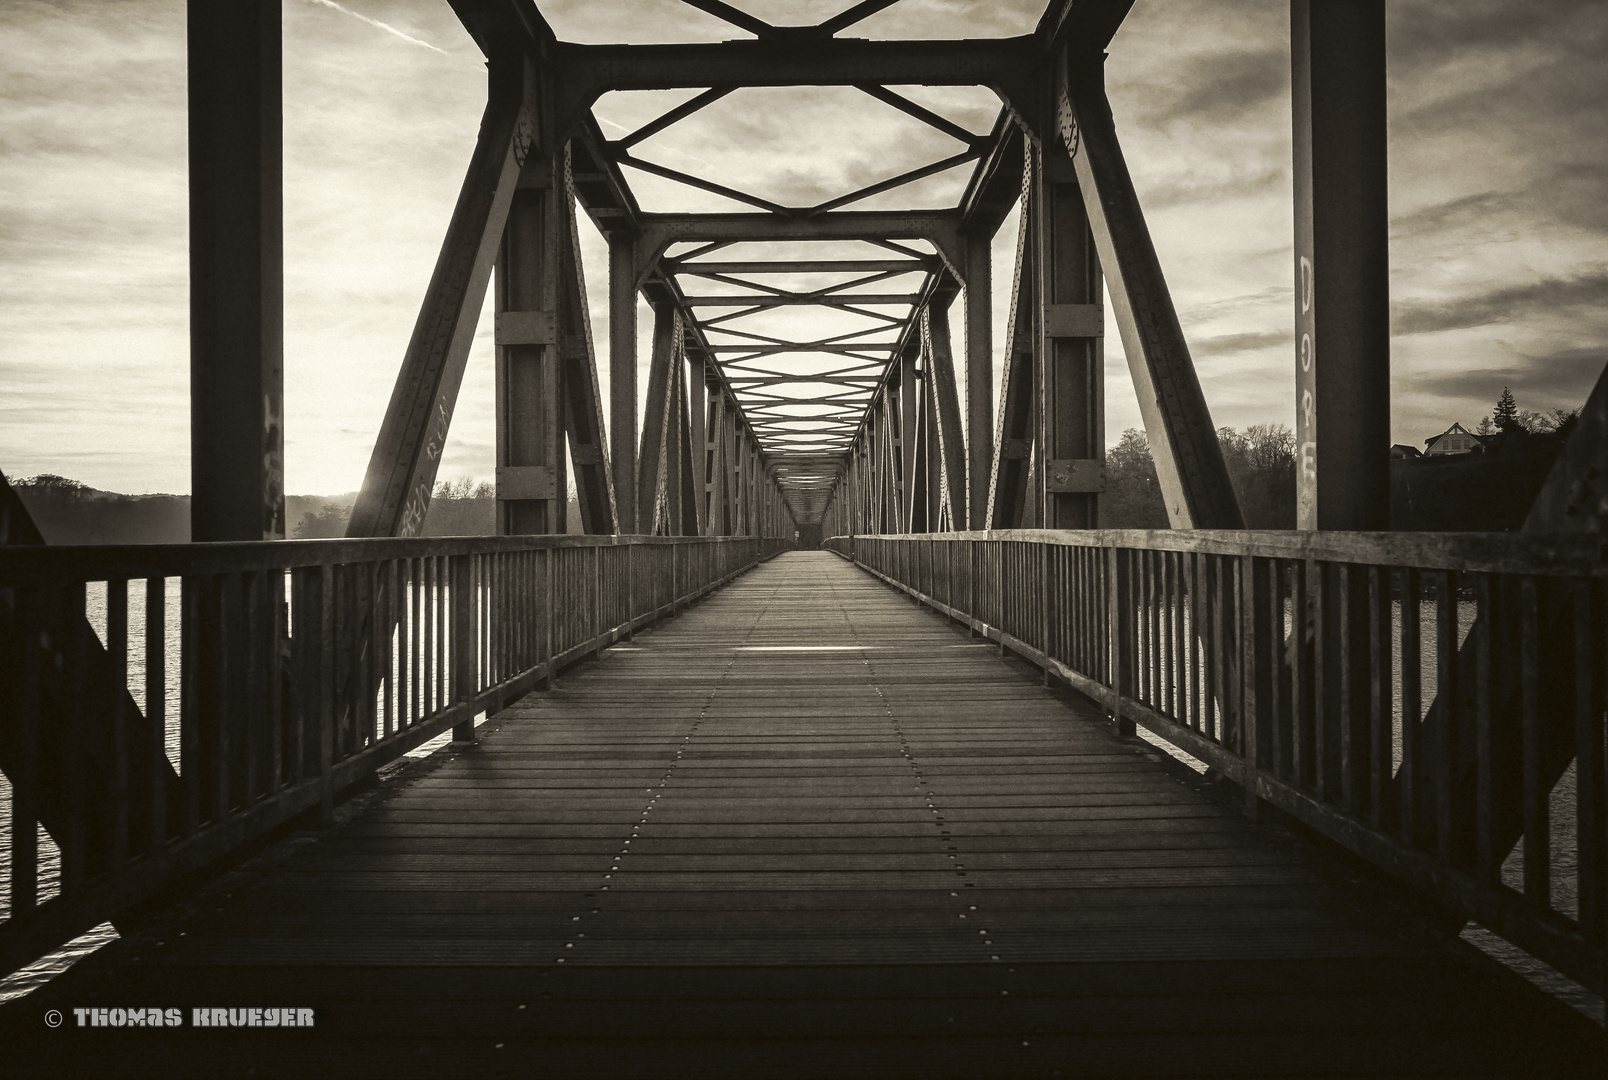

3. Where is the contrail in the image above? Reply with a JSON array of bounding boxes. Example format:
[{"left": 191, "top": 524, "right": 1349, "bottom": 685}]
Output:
[{"left": 302, "top": 0, "right": 449, "bottom": 55}]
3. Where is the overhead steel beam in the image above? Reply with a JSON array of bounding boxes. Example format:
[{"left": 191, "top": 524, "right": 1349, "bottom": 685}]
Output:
[
  {"left": 674, "top": 259, "right": 931, "bottom": 275},
  {"left": 637, "top": 211, "right": 967, "bottom": 284},
  {"left": 959, "top": 110, "right": 1028, "bottom": 238},
  {"left": 349, "top": 53, "right": 536, "bottom": 538},
  {"left": 553, "top": 37, "right": 1039, "bottom": 117},
  {"left": 189, "top": 0, "right": 283, "bottom": 542},
  {"left": 1037, "top": 0, "right": 1137, "bottom": 52},
  {"left": 1057, "top": 55, "right": 1243, "bottom": 529}
]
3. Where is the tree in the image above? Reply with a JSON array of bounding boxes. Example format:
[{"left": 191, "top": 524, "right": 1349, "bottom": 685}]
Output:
[
  {"left": 1476, "top": 415, "right": 1495, "bottom": 436},
  {"left": 1217, "top": 424, "right": 1296, "bottom": 528},
  {"left": 1492, "top": 386, "right": 1520, "bottom": 433},
  {"left": 1101, "top": 429, "right": 1168, "bottom": 528},
  {"left": 293, "top": 503, "right": 348, "bottom": 538}
]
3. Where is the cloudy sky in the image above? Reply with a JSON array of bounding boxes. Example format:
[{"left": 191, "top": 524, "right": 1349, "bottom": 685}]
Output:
[{"left": 1, "top": 0, "right": 1603, "bottom": 495}]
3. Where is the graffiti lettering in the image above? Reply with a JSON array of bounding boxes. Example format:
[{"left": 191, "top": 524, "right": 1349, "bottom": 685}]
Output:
[{"left": 1300, "top": 440, "right": 1317, "bottom": 482}]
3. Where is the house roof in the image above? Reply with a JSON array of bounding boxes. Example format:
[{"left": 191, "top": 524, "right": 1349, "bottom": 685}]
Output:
[{"left": 1423, "top": 422, "right": 1494, "bottom": 447}]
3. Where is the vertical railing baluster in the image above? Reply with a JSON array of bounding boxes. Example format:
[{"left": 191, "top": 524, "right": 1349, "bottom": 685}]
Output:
[
  {"left": 1519, "top": 576, "right": 1548, "bottom": 905},
  {"left": 1268, "top": 561, "right": 1285, "bottom": 783},
  {"left": 180, "top": 576, "right": 201, "bottom": 836},
  {"left": 1472, "top": 573, "right": 1493, "bottom": 882},
  {"left": 452, "top": 554, "right": 475, "bottom": 743},
  {"left": 243, "top": 571, "right": 261, "bottom": 806},
  {"left": 1433, "top": 571, "right": 1456, "bottom": 858},
  {"left": 146, "top": 576, "right": 167, "bottom": 849},
  {"left": 1399, "top": 567, "right": 1420, "bottom": 845},
  {"left": 1312, "top": 560, "right": 1329, "bottom": 800},
  {"left": 1368, "top": 566, "right": 1386, "bottom": 830},
  {"left": 13, "top": 586, "right": 42, "bottom": 914},
  {"left": 1239, "top": 554, "right": 1258, "bottom": 816},
  {"left": 1336, "top": 563, "right": 1352, "bottom": 812},
  {"left": 1574, "top": 579, "right": 1604, "bottom": 958},
  {"left": 108, "top": 577, "right": 130, "bottom": 869},
  {"left": 316, "top": 563, "right": 335, "bottom": 826},
  {"left": 1291, "top": 561, "right": 1308, "bottom": 791}
]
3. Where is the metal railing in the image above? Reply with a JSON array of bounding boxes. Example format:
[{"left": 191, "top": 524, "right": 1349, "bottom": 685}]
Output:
[
  {"left": 829, "top": 529, "right": 1607, "bottom": 995},
  {"left": 0, "top": 533, "right": 790, "bottom": 976}
]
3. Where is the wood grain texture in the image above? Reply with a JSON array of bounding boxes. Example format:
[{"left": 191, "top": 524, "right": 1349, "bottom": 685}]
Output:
[{"left": 3, "top": 552, "right": 1601, "bottom": 1077}]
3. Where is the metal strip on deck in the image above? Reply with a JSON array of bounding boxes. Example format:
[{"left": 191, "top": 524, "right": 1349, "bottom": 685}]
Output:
[{"left": 3, "top": 552, "right": 1602, "bottom": 1078}]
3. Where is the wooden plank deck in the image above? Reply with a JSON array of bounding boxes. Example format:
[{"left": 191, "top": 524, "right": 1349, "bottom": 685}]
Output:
[{"left": 4, "top": 551, "right": 1603, "bottom": 1077}]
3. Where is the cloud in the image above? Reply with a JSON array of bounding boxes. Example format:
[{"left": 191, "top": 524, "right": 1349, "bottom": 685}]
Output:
[
  {"left": 1409, "top": 348, "right": 1605, "bottom": 406},
  {"left": 300, "top": 0, "right": 449, "bottom": 54},
  {"left": 1394, "top": 271, "right": 1608, "bottom": 335},
  {"left": 1134, "top": 47, "right": 1287, "bottom": 127},
  {"left": 1193, "top": 329, "right": 1287, "bottom": 354}
]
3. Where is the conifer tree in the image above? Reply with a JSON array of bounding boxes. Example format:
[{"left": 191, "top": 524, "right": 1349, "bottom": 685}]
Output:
[{"left": 1492, "top": 386, "right": 1520, "bottom": 432}]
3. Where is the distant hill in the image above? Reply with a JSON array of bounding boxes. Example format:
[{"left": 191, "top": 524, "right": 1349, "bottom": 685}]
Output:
[{"left": 5, "top": 474, "right": 582, "bottom": 543}]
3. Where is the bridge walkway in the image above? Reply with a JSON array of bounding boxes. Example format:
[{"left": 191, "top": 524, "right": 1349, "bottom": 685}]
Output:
[{"left": 4, "top": 551, "right": 1602, "bottom": 1077}]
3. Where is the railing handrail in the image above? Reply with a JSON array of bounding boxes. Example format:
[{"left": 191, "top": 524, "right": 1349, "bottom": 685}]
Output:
[
  {"left": 0, "top": 533, "right": 769, "bottom": 582},
  {"left": 838, "top": 529, "right": 1608, "bottom": 578}
]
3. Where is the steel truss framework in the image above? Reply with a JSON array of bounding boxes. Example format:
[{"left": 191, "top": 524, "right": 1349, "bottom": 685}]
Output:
[
  {"left": 326, "top": 0, "right": 1242, "bottom": 542},
  {"left": 4, "top": 0, "right": 1608, "bottom": 996},
  {"left": 179, "top": 0, "right": 1605, "bottom": 556}
]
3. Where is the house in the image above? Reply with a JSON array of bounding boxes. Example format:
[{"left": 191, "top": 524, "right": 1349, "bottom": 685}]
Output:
[
  {"left": 1422, "top": 422, "right": 1492, "bottom": 456},
  {"left": 1389, "top": 444, "right": 1423, "bottom": 460}
]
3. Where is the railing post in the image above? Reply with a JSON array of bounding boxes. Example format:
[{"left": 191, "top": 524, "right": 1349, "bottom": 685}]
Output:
[
  {"left": 543, "top": 547, "right": 555, "bottom": 688},
  {"left": 317, "top": 564, "right": 335, "bottom": 826},
  {"left": 625, "top": 541, "right": 635, "bottom": 641},
  {"left": 1040, "top": 542, "right": 1052, "bottom": 686},
  {"left": 1108, "top": 545, "right": 1132, "bottom": 736},
  {"left": 451, "top": 554, "right": 476, "bottom": 745}
]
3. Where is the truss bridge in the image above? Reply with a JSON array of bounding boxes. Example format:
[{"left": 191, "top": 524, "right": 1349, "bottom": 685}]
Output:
[{"left": 1, "top": 2, "right": 1605, "bottom": 1076}]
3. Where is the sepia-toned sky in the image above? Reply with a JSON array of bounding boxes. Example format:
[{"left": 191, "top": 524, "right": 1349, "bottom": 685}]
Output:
[{"left": 1, "top": 0, "right": 1603, "bottom": 494}]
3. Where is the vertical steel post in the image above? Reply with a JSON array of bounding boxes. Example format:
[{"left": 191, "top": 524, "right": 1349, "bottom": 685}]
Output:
[
  {"left": 610, "top": 234, "right": 639, "bottom": 533},
  {"left": 965, "top": 236, "right": 994, "bottom": 530},
  {"left": 497, "top": 143, "right": 564, "bottom": 534},
  {"left": 1291, "top": 0, "right": 1389, "bottom": 530},
  {"left": 189, "top": 0, "right": 283, "bottom": 542},
  {"left": 1036, "top": 144, "right": 1103, "bottom": 529},
  {"left": 688, "top": 355, "right": 708, "bottom": 534}
]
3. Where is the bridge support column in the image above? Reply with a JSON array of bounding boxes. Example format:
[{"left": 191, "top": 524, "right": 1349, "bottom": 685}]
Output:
[
  {"left": 1035, "top": 148, "right": 1102, "bottom": 529},
  {"left": 1291, "top": 0, "right": 1389, "bottom": 531},
  {"left": 688, "top": 354, "right": 708, "bottom": 534},
  {"left": 189, "top": 0, "right": 283, "bottom": 542},
  {"left": 988, "top": 169, "right": 1036, "bottom": 529},
  {"left": 496, "top": 142, "right": 565, "bottom": 536},
  {"left": 610, "top": 234, "right": 640, "bottom": 534},
  {"left": 637, "top": 305, "right": 679, "bottom": 535},
  {"left": 965, "top": 235, "right": 994, "bottom": 530}
]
